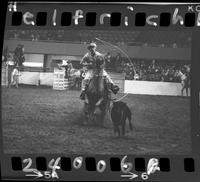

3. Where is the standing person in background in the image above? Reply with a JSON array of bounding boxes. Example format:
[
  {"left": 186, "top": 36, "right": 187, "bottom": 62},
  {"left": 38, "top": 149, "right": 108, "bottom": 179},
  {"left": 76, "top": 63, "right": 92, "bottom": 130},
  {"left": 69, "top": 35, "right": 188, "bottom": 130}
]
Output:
[
  {"left": 2, "top": 46, "right": 9, "bottom": 64},
  {"left": 13, "top": 44, "right": 25, "bottom": 69},
  {"left": 115, "top": 53, "right": 122, "bottom": 72},
  {"left": 185, "top": 64, "right": 191, "bottom": 93},
  {"left": 67, "top": 60, "right": 73, "bottom": 78},
  {"left": 178, "top": 68, "right": 190, "bottom": 96},
  {"left": 59, "top": 60, "right": 69, "bottom": 79},
  {"left": 9, "top": 66, "right": 20, "bottom": 88},
  {"left": 77, "top": 68, "right": 86, "bottom": 90}
]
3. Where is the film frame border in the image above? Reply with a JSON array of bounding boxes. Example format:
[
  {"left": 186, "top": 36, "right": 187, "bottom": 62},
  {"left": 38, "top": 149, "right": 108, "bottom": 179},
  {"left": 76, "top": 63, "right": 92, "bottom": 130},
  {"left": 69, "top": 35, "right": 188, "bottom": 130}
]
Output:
[
  {"left": 0, "top": 0, "right": 200, "bottom": 181},
  {"left": 4, "top": 1, "right": 200, "bottom": 30}
]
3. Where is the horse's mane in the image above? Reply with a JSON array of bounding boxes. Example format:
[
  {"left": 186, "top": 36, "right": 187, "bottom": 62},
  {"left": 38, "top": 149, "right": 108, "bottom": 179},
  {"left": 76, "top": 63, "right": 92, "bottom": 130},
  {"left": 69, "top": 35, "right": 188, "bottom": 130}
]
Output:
[{"left": 87, "top": 76, "right": 107, "bottom": 95}]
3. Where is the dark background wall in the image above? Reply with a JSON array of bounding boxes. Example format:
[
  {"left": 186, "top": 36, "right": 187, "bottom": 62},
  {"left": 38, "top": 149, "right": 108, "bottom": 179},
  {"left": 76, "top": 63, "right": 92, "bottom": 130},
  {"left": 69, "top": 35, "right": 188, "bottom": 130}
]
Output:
[{"left": 4, "top": 40, "right": 191, "bottom": 61}]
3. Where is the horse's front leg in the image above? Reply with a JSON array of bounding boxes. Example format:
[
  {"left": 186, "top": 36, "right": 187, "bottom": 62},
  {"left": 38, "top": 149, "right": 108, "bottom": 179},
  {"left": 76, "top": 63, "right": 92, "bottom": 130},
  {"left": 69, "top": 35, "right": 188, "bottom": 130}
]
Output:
[
  {"left": 83, "top": 103, "right": 89, "bottom": 125},
  {"left": 84, "top": 102, "right": 93, "bottom": 125},
  {"left": 99, "top": 104, "right": 107, "bottom": 127}
]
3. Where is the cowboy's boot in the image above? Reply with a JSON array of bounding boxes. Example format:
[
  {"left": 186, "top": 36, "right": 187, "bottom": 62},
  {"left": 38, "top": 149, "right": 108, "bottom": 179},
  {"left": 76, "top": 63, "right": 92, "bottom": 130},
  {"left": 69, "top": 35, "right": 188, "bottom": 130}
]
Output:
[{"left": 80, "top": 90, "right": 86, "bottom": 100}]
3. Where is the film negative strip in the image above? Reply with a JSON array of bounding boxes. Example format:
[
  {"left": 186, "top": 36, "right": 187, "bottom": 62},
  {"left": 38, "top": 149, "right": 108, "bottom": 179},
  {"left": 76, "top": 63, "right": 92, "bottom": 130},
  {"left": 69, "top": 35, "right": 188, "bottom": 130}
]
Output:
[{"left": 0, "top": 0, "right": 200, "bottom": 181}]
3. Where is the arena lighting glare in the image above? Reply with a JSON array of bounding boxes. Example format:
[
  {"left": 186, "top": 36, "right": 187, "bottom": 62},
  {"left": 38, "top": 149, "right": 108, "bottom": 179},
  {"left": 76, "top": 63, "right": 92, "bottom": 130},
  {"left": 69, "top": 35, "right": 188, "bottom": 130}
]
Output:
[{"left": 13, "top": 7, "right": 200, "bottom": 27}]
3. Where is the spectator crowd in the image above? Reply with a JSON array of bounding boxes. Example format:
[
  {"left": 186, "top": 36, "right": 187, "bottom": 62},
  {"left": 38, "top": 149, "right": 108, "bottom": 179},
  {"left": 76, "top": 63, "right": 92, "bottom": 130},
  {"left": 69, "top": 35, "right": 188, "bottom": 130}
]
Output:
[
  {"left": 106, "top": 54, "right": 190, "bottom": 83},
  {"left": 119, "top": 60, "right": 190, "bottom": 82},
  {"left": 2, "top": 45, "right": 190, "bottom": 84},
  {"left": 5, "top": 30, "right": 191, "bottom": 49}
]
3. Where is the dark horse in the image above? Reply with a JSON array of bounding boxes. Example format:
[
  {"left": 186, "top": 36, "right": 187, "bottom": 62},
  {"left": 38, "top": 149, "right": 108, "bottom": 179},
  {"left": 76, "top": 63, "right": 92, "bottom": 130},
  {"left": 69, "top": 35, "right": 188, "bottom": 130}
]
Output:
[{"left": 84, "top": 72, "right": 111, "bottom": 126}]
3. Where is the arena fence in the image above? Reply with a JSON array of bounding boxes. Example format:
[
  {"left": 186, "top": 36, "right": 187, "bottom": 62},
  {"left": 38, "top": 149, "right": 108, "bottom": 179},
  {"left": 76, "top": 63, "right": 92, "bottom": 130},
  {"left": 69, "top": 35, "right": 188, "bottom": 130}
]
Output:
[
  {"left": 1, "top": 68, "right": 189, "bottom": 96},
  {"left": 53, "top": 69, "right": 73, "bottom": 90},
  {"left": 9, "top": 71, "right": 125, "bottom": 92},
  {"left": 17, "top": 71, "right": 73, "bottom": 90},
  {"left": 124, "top": 80, "right": 190, "bottom": 96}
]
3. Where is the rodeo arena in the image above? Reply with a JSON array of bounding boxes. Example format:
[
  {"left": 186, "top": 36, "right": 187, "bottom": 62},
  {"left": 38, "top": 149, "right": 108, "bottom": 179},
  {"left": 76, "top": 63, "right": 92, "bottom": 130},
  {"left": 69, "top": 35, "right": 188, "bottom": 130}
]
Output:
[{"left": 2, "top": 30, "right": 191, "bottom": 154}]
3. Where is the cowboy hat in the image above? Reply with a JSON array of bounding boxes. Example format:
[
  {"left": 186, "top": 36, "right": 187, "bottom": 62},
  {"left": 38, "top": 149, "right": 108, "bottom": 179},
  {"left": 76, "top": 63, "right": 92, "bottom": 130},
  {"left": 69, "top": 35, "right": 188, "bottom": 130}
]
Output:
[{"left": 87, "top": 43, "right": 97, "bottom": 49}]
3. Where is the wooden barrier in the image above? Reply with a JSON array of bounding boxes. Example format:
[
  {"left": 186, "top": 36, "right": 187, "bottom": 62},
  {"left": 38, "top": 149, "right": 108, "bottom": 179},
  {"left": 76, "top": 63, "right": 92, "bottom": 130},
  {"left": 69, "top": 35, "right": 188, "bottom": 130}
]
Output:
[
  {"left": 53, "top": 69, "right": 67, "bottom": 90},
  {"left": 53, "top": 69, "right": 74, "bottom": 90}
]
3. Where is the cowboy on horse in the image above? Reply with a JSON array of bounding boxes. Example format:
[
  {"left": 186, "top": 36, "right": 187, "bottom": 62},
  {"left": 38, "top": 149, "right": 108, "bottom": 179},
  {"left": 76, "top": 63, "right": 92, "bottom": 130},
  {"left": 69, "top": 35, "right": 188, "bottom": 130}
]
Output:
[{"left": 80, "top": 42, "right": 119, "bottom": 100}]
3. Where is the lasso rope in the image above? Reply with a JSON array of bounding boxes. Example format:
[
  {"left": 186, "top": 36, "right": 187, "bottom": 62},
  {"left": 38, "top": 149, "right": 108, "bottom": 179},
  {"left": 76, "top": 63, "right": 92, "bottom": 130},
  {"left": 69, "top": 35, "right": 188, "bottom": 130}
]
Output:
[
  {"left": 95, "top": 37, "right": 137, "bottom": 74},
  {"left": 95, "top": 37, "right": 134, "bottom": 102}
]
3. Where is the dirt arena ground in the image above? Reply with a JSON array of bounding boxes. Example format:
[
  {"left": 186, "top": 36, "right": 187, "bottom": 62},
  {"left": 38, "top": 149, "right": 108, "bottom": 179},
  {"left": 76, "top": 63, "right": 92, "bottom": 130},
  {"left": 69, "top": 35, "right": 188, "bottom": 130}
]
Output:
[{"left": 1, "top": 86, "right": 191, "bottom": 154}]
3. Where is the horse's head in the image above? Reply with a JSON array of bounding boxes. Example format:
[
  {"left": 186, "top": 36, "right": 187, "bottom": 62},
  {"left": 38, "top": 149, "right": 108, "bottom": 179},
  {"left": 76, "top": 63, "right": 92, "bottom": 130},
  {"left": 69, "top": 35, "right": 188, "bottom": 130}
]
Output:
[
  {"left": 85, "top": 75, "right": 110, "bottom": 117},
  {"left": 86, "top": 76, "right": 108, "bottom": 105},
  {"left": 83, "top": 71, "right": 112, "bottom": 125}
]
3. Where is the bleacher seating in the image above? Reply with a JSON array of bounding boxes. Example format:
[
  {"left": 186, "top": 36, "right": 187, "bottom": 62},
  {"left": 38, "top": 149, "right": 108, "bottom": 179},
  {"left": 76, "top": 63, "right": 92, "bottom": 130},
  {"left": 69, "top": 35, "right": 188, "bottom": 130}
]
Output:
[{"left": 5, "top": 29, "right": 191, "bottom": 48}]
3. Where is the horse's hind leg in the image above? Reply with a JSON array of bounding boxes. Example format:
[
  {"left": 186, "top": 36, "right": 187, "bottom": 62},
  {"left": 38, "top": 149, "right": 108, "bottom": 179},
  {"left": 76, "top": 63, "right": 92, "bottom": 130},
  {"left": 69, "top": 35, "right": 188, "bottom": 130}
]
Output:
[
  {"left": 98, "top": 109, "right": 106, "bottom": 127},
  {"left": 83, "top": 103, "right": 89, "bottom": 125}
]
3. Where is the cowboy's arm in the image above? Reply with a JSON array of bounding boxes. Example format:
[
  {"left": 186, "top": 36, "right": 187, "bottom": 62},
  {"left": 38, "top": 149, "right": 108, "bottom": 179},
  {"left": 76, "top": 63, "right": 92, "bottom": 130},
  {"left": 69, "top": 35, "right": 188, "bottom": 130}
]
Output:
[
  {"left": 100, "top": 61, "right": 105, "bottom": 69},
  {"left": 98, "top": 53, "right": 106, "bottom": 69},
  {"left": 80, "top": 54, "right": 92, "bottom": 66},
  {"left": 80, "top": 54, "right": 87, "bottom": 65}
]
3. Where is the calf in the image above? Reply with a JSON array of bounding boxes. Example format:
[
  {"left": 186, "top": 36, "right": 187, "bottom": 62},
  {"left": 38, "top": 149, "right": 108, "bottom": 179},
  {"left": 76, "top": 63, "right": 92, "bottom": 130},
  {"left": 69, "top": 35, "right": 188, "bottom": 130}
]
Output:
[{"left": 111, "top": 101, "right": 133, "bottom": 137}]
